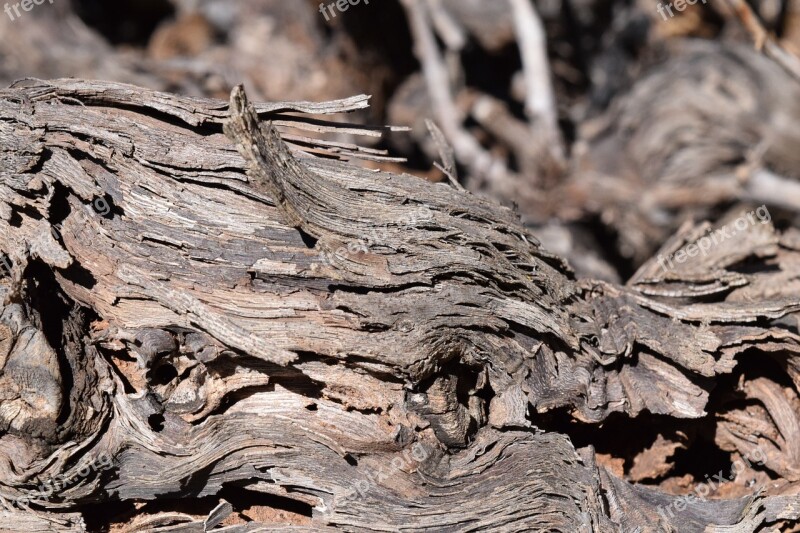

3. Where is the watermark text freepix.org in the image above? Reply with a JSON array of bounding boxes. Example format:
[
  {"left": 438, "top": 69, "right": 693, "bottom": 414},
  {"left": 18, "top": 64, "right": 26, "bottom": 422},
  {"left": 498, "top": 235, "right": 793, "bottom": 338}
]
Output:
[
  {"left": 657, "top": 205, "right": 771, "bottom": 274},
  {"left": 339, "top": 442, "right": 429, "bottom": 505},
  {"left": 657, "top": 446, "right": 766, "bottom": 521},
  {"left": 0, "top": 196, "right": 111, "bottom": 279},
  {"left": 319, "top": 0, "right": 369, "bottom": 21},
  {"left": 656, "top": 0, "right": 707, "bottom": 21},
  {"left": 319, "top": 205, "right": 433, "bottom": 267},
  {"left": 4, "top": 0, "right": 55, "bottom": 22},
  {"left": 0, "top": 452, "right": 113, "bottom": 515}
]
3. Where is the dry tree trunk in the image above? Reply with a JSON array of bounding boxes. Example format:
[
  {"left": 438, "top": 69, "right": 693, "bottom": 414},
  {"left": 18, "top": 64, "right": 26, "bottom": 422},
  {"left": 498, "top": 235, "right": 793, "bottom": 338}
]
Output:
[{"left": 1, "top": 79, "right": 800, "bottom": 532}]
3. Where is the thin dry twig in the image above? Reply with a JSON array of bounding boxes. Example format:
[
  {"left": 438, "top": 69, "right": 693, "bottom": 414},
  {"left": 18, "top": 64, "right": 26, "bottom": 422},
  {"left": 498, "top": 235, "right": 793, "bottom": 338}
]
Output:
[
  {"left": 425, "top": 118, "right": 464, "bottom": 190},
  {"left": 724, "top": 0, "right": 800, "bottom": 81},
  {"left": 428, "top": 0, "right": 467, "bottom": 51},
  {"left": 400, "top": 0, "right": 514, "bottom": 187},
  {"left": 507, "top": 0, "right": 565, "bottom": 163}
]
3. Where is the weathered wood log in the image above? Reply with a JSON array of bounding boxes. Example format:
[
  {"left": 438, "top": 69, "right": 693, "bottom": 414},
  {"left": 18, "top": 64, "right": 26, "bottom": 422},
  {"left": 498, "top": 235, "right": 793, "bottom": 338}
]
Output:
[{"left": 1, "top": 79, "right": 800, "bottom": 531}]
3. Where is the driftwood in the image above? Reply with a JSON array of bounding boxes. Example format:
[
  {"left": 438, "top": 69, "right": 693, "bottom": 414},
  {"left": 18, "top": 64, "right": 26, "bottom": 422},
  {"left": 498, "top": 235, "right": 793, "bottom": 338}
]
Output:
[{"left": 1, "top": 79, "right": 800, "bottom": 532}]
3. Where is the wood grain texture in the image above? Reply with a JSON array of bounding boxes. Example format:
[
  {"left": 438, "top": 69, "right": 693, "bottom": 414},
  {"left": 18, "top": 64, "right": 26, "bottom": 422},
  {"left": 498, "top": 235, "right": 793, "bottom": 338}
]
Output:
[{"left": 1, "top": 80, "right": 800, "bottom": 531}]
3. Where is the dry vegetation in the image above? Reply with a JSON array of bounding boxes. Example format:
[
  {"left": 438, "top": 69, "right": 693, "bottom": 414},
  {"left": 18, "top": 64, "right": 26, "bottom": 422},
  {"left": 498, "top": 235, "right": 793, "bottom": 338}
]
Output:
[{"left": 3, "top": 0, "right": 800, "bottom": 531}]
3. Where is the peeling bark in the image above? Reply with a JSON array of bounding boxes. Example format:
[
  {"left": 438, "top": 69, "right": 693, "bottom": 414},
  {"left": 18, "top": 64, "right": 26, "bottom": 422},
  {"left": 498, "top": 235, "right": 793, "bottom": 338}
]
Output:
[{"left": 1, "top": 80, "right": 800, "bottom": 531}]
